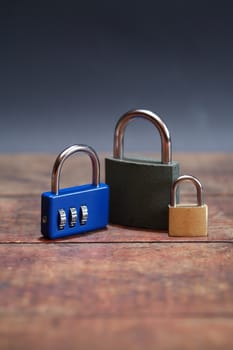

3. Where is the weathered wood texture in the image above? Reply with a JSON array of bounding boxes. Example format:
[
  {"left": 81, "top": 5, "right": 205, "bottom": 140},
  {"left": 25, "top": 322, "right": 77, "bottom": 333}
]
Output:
[
  {"left": 0, "top": 195, "right": 232, "bottom": 242},
  {"left": 0, "top": 153, "right": 232, "bottom": 350},
  {"left": 1, "top": 316, "right": 233, "bottom": 350},
  {"left": 0, "top": 243, "right": 233, "bottom": 350},
  {"left": 0, "top": 153, "right": 232, "bottom": 195},
  {"left": 1, "top": 243, "right": 233, "bottom": 315}
]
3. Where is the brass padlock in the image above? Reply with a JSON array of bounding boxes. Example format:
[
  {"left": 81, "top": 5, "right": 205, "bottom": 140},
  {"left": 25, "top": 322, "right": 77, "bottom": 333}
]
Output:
[{"left": 169, "top": 175, "right": 208, "bottom": 237}]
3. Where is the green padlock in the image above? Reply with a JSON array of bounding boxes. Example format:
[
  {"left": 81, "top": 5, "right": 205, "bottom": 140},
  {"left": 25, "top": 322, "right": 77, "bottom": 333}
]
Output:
[{"left": 105, "top": 109, "right": 180, "bottom": 230}]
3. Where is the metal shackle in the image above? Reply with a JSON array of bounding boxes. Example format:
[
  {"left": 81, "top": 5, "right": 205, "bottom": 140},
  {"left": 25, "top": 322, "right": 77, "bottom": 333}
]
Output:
[
  {"left": 113, "top": 109, "right": 172, "bottom": 164},
  {"left": 51, "top": 144, "right": 100, "bottom": 195},
  {"left": 171, "top": 175, "right": 204, "bottom": 207}
]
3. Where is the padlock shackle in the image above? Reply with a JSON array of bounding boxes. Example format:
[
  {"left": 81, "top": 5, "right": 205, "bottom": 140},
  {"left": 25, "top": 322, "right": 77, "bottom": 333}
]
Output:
[
  {"left": 171, "top": 175, "right": 204, "bottom": 207},
  {"left": 51, "top": 144, "right": 100, "bottom": 195},
  {"left": 113, "top": 109, "right": 172, "bottom": 164}
]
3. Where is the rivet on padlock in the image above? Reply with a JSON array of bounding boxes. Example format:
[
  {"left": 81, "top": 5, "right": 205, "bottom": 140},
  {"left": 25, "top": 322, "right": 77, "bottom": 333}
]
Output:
[
  {"left": 41, "top": 144, "right": 109, "bottom": 239},
  {"left": 168, "top": 175, "right": 208, "bottom": 237},
  {"left": 105, "top": 109, "right": 180, "bottom": 230}
]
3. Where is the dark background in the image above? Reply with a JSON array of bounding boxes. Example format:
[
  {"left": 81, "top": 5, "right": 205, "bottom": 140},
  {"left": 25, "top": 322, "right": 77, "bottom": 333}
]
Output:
[{"left": 2, "top": 0, "right": 233, "bottom": 153}]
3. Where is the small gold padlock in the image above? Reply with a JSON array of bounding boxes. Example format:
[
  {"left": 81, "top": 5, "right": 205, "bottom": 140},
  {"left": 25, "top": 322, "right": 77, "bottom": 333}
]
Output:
[{"left": 168, "top": 175, "right": 208, "bottom": 237}]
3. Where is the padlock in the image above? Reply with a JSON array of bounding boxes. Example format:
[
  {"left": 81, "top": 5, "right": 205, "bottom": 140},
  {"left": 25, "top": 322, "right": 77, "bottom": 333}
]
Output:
[
  {"left": 168, "top": 175, "right": 208, "bottom": 236},
  {"left": 105, "top": 109, "right": 180, "bottom": 230},
  {"left": 41, "top": 144, "right": 109, "bottom": 239}
]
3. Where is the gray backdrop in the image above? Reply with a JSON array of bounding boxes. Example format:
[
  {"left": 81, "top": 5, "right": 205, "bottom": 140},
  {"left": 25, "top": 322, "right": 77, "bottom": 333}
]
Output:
[{"left": 2, "top": 0, "right": 233, "bottom": 153}]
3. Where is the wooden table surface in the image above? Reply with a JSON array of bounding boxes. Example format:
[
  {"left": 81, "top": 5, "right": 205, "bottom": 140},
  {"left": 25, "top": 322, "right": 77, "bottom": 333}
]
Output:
[{"left": 0, "top": 153, "right": 232, "bottom": 350}]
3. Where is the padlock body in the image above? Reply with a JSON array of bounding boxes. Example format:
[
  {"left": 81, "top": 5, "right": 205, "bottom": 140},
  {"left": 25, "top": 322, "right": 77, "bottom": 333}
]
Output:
[
  {"left": 105, "top": 157, "right": 180, "bottom": 230},
  {"left": 41, "top": 183, "right": 109, "bottom": 239},
  {"left": 168, "top": 204, "right": 208, "bottom": 236}
]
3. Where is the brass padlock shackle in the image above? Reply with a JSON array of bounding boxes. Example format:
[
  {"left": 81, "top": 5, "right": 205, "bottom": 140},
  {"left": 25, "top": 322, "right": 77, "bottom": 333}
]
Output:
[
  {"left": 113, "top": 109, "right": 172, "bottom": 164},
  {"left": 51, "top": 144, "right": 100, "bottom": 195},
  {"left": 171, "top": 175, "right": 204, "bottom": 207}
]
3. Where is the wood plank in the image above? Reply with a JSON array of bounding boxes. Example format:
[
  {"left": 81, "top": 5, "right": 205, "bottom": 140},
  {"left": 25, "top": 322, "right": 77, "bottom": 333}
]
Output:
[
  {"left": 0, "top": 243, "right": 232, "bottom": 317},
  {"left": 0, "top": 195, "right": 232, "bottom": 242},
  {"left": 0, "top": 153, "right": 232, "bottom": 195},
  {"left": 0, "top": 152, "right": 232, "bottom": 350},
  {"left": 0, "top": 316, "right": 233, "bottom": 350}
]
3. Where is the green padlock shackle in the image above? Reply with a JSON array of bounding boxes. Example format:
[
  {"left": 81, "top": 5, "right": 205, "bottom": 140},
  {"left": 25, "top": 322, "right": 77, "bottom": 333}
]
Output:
[
  {"left": 171, "top": 175, "right": 203, "bottom": 207},
  {"left": 51, "top": 144, "right": 100, "bottom": 195},
  {"left": 113, "top": 109, "right": 172, "bottom": 164}
]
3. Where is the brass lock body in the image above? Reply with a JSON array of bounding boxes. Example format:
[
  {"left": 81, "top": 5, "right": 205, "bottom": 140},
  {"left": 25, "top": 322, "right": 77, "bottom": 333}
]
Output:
[{"left": 169, "top": 175, "right": 208, "bottom": 237}]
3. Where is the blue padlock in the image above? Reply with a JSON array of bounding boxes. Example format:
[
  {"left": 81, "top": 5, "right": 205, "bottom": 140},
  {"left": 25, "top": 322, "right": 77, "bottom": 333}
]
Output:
[{"left": 41, "top": 144, "right": 109, "bottom": 239}]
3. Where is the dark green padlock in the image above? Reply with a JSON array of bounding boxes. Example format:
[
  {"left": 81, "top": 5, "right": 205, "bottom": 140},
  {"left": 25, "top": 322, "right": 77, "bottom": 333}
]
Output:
[{"left": 105, "top": 109, "right": 180, "bottom": 230}]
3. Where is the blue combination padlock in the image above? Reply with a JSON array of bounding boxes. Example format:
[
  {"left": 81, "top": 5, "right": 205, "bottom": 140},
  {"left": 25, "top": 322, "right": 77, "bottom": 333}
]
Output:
[{"left": 41, "top": 144, "right": 109, "bottom": 239}]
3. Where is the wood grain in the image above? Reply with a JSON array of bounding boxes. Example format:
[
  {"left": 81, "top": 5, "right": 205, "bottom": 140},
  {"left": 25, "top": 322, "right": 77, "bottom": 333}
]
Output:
[
  {"left": 0, "top": 152, "right": 232, "bottom": 350},
  {"left": 0, "top": 153, "right": 232, "bottom": 195},
  {"left": 1, "top": 243, "right": 232, "bottom": 316},
  {"left": 1, "top": 316, "right": 232, "bottom": 350},
  {"left": 0, "top": 243, "right": 233, "bottom": 349},
  {"left": 0, "top": 194, "right": 232, "bottom": 243}
]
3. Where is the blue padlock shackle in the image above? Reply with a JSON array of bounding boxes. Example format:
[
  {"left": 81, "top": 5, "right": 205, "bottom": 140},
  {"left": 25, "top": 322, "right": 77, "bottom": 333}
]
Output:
[
  {"left": 113, "top": 109, "right": 172, "bottom": 164},
  {"left": 51, "top": 144, "right": 100, "bottom": 195},
  {"left": 171, "top": 175, "right": 204, "bottom": 207}
]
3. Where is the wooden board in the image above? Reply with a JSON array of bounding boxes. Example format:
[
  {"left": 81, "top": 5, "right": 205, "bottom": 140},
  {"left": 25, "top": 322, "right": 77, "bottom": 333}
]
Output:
[
  {"left": 1, "top": 243, "right": 233, "bottom": 315},
  {"left": 0, "top": 153, "right": 232, "bottom": 195},
  {"left": 0, "top": 153, "right": 233, "bottom": 350},
  {"left": 0, "top": 195, "right": 232, "bottom": 242},
  {"left": 1, "top": 316, "right": 232, "bottom": 350}
]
